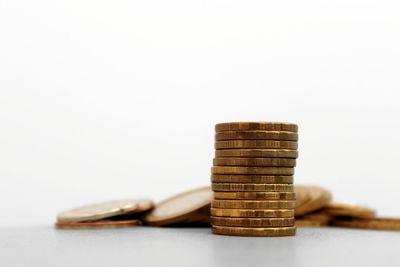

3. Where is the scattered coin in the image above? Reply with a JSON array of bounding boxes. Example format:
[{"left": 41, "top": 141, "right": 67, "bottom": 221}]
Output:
[
  {"left": 295, "top": 186, "right": 332, "bottom": 216},
  {"left": 212, "top": 200, "right": 296, "bottom": 209},
  {"left": 213, "top": 158, "right": 296, "bottom": 167},
  {"left": 211, "top": 208, "right": 295, "bottom": 218},
  {"left": 215, "top": 131, "right": 298, "bottom": 141},
  {"left": 299, "top": 212, "right": 332, "bottom": 225},
  {"left": 211, "top": 175, "right": 294, "bottom": 184},
  {"left": 322, "top": 203, "right": 376, "bottom": 219},
  {"left": 295, "top": 219, "right": 326, "bottom": 227},
  {"left": 212, "top": 225, "right": 297, "bottom": 237},
  {"left": 214, "top": 191, "right": 296, "bottom": 200},
  {"left": 215, "top": 122, "right": 298, "bottom": 132},
  {"left": 212, "top": 183, "right": 294, "bottom": 192},
  {"left": 55, "top": 219, "right": 141, "bottom": 229},
  {"left": 57, "top": 199, "right": 154, "bottom": 223},
  {"left": 215, "top": 140, "right": 298, "bottom": 150},
  {"left": 143, "top": 187, "right": 212, "bottom": 226},
  {"left": 215, "top": 149, "right": 298, "bottom": 158},
  {"left": 331, "top": 217, "right": 400, "bottom": 231},
  {"left": 211, "top": 166, "right": 294, "bottom": 175},
  {"left": 211, "top": 217, "right": 295, "bottom": 227}
]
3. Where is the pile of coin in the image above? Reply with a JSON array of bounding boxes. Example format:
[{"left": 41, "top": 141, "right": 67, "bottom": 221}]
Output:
[{"left": 210, "top": 122, "right": 299, "bottom": 237}]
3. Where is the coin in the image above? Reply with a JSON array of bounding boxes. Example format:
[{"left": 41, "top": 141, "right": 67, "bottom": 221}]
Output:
[
  {"left": 211, "top": 216, "right": 295, "bottom": 227},
  {"left": 294, "top": 186, "right": 332, "bottom": 216},
  {"left": 215, "top": 122, "right": 298, "bottom": 132},
  {"left": 55, "top": 219, "right": 141, "bottom": 229},
  {"left": 215, "top": 149, "right": 298, "bottom": 158},
  {"left": 215, "top": 131, "right": 298, "bottom": 141},
  {"left": 295, "top": 219, "right": 326, "bottom": 227},
  {"left": 57, "top": 199, "right": 154, "bottom": 223},
  {"left": 212, "top": 183, "right": 294, "bottom": 192},
  {"left": 143, "top": 187, "right": 212, "bottom": 226},
  {"left": 215, "top": 140, "right": 298, "bottom": 150},
  {"left": 211, "top": 208, "right": 295, "bottom": 218},
  {"left": 322, "top": 203, "right": 376, "bottom": 219},
  {"left": 211, "top": 175, "right": 294, "bottom": 184},
  {"left": 294, "top": 186, "right": 311, "bottom": 210},
  {"left": 299, "top": 212, "right": 332, "bottom": 225},
  {"left": 214, "top": 192, "right": 296, "bottom": 200},
  {"left": 213, "top": 158, "right": 296, "bottom": 167},
  {"left": 211, "top": 166, "right": 294, "bottom": 175},
  {"left": 212, "top": 225, "right": 297, "bottom": 237},
  {"left": 331, "top": 217, "right": 400, "bottom": 231},
  {"left": 212, "top": 200, "right": 296, "bottom": 209}
]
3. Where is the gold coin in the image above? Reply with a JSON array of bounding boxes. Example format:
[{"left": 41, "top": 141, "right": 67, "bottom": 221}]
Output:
[
  {"left": 56, "top": 199, "right": 154, "bottom": 223},
  {"left": 212, "top": 200, "right": 296, "bottom": 209},
  {"left": 216, "top": 149, "right": 298, "bottom": 158},
  {"left": 213, "top": 158, "right": 296, "bottom": 167},
  {"left": 144, "top": 187, "right": 212, "bottom": 226},
  {"left": 295, "top": 219, "right": 326, "bottom": 227},
  {"left": 215, "top": 122, "right": 298, "bottom": 132},
  {"left": 212, "top": 183, "right": 294, "bottom": 192},
  {"left": 322, "top": 203, "right": 376, "bottom": 219},
  {"left": 215, "top": 140, "right": 298, "bottom": 150},
  {"left": 211, "top": 166, "right": 294, "bottom": 175},
  {"left": 214, "top": 191, "right": 296, "bottom": 200},
  {"left": 212, "top": 225, "right": 297, "bottom": 237},
  {"left": 55, "top": 219, "right": 141, "bottom": 229},
  {"left": 211, "top": 216, "right": 295, "bottom": 227},
  {"left": 211, "top": 175, "right": 294, "bottom": 184},
  {"left": 215, "top": 131, "right": 298, "bottom": 141},
  {"left": 331, "top": 217, "right": 400, "bottom": 231},
  {"left": 211, "top": 208, "right": 295, "bottom": 218},
  {"left": 299, "top": 212, "right": 332, "bottom": 225},
  {"left": 294, "top": 186, "right": 332, "bottom": 216}
]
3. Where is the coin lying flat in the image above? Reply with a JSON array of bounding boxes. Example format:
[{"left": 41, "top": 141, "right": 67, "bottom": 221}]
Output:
[
  {"left": 211, "top": 208, "right": 295, "bottom": 218},
  {"left": 212, "top": 225, "right": 297, "bottom": 237},
  {"left": 213, "top": 158, "right": 296, "bottom": 167},
  {"left": 212, "top": 183, "right": 294, "bottom": 192},
  {"left": 211, "top": 166, "right": 294, "bottom": 175},
  {"left": 211, "top": 175, "right": 294, "bottom": 184},
  {"left": 214, "top": 192, "right": 296, "bottom": 200},
  {"left": 57, "top": 199, "right": 154, "bottom": 223},
  {"left": 294, "top": 186, "right": 332, "bottom": 216},
  {"left": 331, "top": 217, "right": 400, "bottom": 231},
  {"left": 55, "top": 219, "right": 141, "bottom": 229},
  {"left": 295, "top": 219, "right": 326, "bottom": 227},
  {"left": 215, "top": 122, "right": 298, "bottom": 132},
  {"left": 299, "top": 212, "right": 332, "bottom": 225},
  {"left": 215, "top": 140, "right": 298, "bottom": 150},
  {"left": 322, "top": 203, "right": 376, "bottom": 219},
  {"left": 215, "top": 131, "right": 298, "bottom": 141},
  {"left": 211, "top": 216, "right": 295, "bottom": 227},
  {"left": 143, "top": 187, "right": 212, "bottom": 226},
  {"left": 212, "top": 200, "right": 296, "bottom": 209},
  {"left": 215, "top": 149, "right": 298, "bottom": 158}
]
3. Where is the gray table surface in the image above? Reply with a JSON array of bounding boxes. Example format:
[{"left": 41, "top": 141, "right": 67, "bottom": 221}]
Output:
[{"left": 1, "top": 226, "right": 399, "bottom": 267}]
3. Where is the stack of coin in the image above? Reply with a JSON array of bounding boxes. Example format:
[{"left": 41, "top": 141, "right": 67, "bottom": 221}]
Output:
[{"left": 210, "top": 122, "right": 298, "bottom": 237}]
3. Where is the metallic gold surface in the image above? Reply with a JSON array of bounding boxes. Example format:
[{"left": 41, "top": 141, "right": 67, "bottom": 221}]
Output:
[
  {"left": 55, "top": 219, "right": 141, "bottom": 229},
  {"left": 215, "top": 140, "right": 298, "bottom": 150},
  {"left": 322, "top": 203, "right": 376, "bottom": 219},
  {"left": 212, "top": 225, "right": 297, "bottom": 237},
  {"left": 57, "top": 199, "right": 154, "bottom": 223},
  {"left": 215, "top": 149, "right": 298, "bottom": 158},
  {"left": 211, "top": 175, "right": 294, "bottom": 184},
  {"left": 294, "top": 186, "right": 332, "bottom": 216},
  {"left": 214, "top": 191, "right": 296, "bottom": 200},
  {"left": 212, "top": 200, "right": 296, "bottom": 209},
  {"left": 215, "top": 122, "right": 298, "bottom": 132},
  {"left": 215, "top": 131, "right": 298, "bottom": 141},
  {"left": 211, "top": 217, "right": 295, "bottom": 227},
  {"left": 213, "top": 158, "right": 296, "bottom": 167},
  {"left": 211, "top": 166, "right": 294, "bottom": 175},
  {"left": 144, "top": 187, "right": 212, "bottom": 226},
  {"left": 210, "top": 208, "right": 295, "bottom": 218},
  {"left": 212, "top": 183, "right": 294, "bottom": 192},
  {"left": 331, "top": 217, "right": 400, "bottom": 231}
]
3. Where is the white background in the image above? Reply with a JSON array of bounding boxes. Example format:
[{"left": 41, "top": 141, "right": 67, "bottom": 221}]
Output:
[{"left": 1, "top": 0, "right": 400, "bottom": 226}]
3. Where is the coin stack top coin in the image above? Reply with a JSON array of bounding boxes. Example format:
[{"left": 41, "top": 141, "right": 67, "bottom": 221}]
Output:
[{"left": 211, "top": 122, "right": 298, "bottom": 237}]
